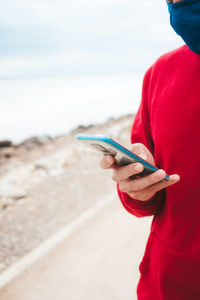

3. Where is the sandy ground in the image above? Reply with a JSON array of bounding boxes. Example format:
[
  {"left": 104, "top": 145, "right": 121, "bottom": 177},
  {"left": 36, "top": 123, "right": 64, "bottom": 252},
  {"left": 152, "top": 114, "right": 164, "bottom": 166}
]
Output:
[
  {"left": 0, "top": 196, "right": 152, "bottom": 300},
  {"left": 0, "top": 114, "right": 154, "bottom": 299},
  {"left": 0, "top": 114, "right": 135, "bottom": 273}
]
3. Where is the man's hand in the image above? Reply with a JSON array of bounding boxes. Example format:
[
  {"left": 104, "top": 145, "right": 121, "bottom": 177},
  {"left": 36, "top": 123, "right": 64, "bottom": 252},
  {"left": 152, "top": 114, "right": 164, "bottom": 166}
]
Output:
[{"left": 100, "top": 143, "right": 180, "bottom": 201}]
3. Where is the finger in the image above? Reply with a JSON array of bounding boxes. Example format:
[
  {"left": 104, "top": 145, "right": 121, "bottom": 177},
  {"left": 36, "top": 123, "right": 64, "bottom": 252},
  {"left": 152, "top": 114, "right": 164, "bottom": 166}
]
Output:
[
  {"left": 124, "top": 169, "right": 167, "bottom": 192},
  {"left": 128, "top": 174, "right": 180, "bottom": 200},
  {"left": 100, "top": 155, "right": 116, "bottom": 169},
  {"left": 130, "top": 144, "right": 149, "bottom": 160},
  {"left": 129, "top": 143, "right": 155, "bottom": 166},
  {"left": 112, "top": 162, "right": 144, "bottom": 182},
  {"left": 129, "top": 143, "right": 146, "bottom": 156},
  {"left": 146, "top": 174, "right": 180, "bottom": 194},
  {"left": 138, "top": 152, "right": 147, "bottom": 160}
]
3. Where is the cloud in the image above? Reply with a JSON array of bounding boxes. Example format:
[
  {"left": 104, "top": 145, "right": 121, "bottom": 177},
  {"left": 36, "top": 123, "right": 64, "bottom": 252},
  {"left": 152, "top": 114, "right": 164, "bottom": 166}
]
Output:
[
  {"left": 0, "top": 0, "right": 183, "bottom": 79},
  {"left": 0, "top": 52, "right": 93, "bottom": 77}
]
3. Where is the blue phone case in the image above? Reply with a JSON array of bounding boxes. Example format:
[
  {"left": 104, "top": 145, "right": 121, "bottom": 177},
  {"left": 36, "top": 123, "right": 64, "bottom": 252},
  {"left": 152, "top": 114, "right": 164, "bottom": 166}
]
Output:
[{"left": 76, "top": 134, "right": 169, "bottom": 181}]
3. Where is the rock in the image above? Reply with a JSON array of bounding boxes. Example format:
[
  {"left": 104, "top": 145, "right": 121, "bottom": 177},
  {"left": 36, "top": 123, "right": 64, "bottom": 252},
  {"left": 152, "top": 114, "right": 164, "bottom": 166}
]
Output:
[
  {"left": 33, "top": 148, "right": 76, "bottom": 176},
  {"left": 18, "top": 136, "right": 47, "bottom": 148},
  {"left": 34, "top": 163, "right": 49, "bottom": 173},
  {"left": 0, "top": 197, "right": 13, "bottom": 209},
  {"left": 0, "top": 140, "right": 13, "bottom": 148},
  {"left": 71, "top": 124, "right": 93, "bottom": 134},
  {"left": 43, "top": 135, "right": 54, "bottom": 140},
  {"left": 0, "top": 147, "right": 16, "bottom": 159},
  {"left": 0, "top": 184, "right": 27, "bottom": 200}
]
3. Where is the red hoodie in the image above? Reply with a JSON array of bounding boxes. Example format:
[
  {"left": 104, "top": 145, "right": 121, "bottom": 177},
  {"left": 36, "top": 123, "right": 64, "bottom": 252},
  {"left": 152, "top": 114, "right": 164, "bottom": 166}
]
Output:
[{"left": 117, "top": 45, "right": 200, "bottom": 300}]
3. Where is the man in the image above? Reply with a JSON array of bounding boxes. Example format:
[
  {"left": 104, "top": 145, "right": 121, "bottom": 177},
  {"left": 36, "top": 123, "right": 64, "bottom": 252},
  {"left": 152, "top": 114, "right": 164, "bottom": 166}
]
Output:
[{"left": 100, "top": 0, "right": 200, "bottom": 298}]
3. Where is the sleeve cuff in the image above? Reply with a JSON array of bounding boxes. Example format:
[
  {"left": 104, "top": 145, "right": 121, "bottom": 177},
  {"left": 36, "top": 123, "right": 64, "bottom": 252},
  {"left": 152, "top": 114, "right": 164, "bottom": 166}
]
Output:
[
  {"left": 117, "top": 183, "right": 156, "bottom": 206},
  {"left": 123, "top": 191, "right": 156, "bottom": 206}
]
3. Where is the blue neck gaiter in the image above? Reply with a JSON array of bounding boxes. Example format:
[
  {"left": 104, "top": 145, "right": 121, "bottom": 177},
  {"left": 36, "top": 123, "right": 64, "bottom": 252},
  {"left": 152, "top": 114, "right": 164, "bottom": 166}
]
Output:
[{"left": 167, "top": 0, "right": 200, "bottom": 54}]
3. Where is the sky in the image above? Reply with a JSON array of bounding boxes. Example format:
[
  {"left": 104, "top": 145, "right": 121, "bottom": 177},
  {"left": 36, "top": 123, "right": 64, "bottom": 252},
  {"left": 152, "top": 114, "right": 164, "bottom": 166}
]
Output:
[{"left": 0, "top": 0, "right": 183, "bottom": 142}]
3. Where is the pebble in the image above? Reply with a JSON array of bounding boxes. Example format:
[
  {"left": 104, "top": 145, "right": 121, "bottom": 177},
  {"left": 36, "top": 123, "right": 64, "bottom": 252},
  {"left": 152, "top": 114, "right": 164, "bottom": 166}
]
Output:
[
  {"left": 0, "top": 197, "right": 14, "bottom": 209},
  {"left": 0, "top": 184, "right": 27, "bottom": 200}
]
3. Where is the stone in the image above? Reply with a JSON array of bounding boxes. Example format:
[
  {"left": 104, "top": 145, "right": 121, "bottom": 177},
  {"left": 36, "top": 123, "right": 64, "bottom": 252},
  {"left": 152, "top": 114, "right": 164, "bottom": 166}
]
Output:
[
  {"left": 0, "top": 184, "right": 27, "bottom": 200},
  {"left": 17, "top": 136, "right": 44, "bottom": 148},
  {"left": 0, "top": 147, "right": 16, "bottom": 158},
  {"left": 0, "top": 197, "right": 13, "bottom": 209},
  {"left": 0, "top": 140, "right": 13, "bottom": 148}
]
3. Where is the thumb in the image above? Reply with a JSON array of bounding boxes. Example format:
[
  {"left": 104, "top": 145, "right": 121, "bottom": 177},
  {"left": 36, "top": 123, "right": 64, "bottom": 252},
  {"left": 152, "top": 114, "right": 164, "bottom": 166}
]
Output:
[
  {"left": 138, "top": 152, "right": 147, "bottom": 160},
  {"left": 130, "top": 143, "right": 155, "bottom": 166}
]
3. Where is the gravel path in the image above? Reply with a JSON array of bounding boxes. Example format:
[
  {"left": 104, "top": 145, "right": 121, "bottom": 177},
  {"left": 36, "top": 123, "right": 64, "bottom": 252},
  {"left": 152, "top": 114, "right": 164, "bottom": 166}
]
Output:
[
  {"left": 0, "top": 196, "right": 152, "bottom": 300},
  {"left": 0, "top": 115, "right": 133, "bottom": 273}
]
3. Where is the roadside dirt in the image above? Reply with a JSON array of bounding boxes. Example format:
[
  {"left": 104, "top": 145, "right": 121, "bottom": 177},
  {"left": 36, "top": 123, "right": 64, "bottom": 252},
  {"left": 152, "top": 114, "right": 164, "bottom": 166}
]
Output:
[{"left": 0, "top": 114, "right": 134, "bottom": 273}]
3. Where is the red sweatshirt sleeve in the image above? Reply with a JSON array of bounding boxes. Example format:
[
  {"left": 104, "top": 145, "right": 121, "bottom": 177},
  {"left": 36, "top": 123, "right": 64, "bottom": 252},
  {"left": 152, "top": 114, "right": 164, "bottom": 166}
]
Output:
[{"left": 117, "top": 67, "right": 164, "bottom": 218}]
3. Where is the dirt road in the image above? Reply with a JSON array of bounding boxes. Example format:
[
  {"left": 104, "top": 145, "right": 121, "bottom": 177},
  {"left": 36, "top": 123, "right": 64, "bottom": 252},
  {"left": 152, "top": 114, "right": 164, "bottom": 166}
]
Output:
[{"left": 0, "top": 197, "right": 152, "bottom": 300}]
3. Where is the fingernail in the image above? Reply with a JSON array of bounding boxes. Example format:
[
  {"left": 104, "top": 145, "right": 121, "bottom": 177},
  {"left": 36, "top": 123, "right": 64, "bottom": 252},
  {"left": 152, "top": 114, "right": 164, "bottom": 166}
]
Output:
[
  {"left": 156, "top": 170, "right": 165, "bottom": 178},
  {"left": 139, "top": 153, "right": 146, "bottom": 160},
  {"left": 135, "top": 164, "right": 143, "bottom": 172},
  {"left": 171, "top": 175, "right": 180, "bottom": 181}
]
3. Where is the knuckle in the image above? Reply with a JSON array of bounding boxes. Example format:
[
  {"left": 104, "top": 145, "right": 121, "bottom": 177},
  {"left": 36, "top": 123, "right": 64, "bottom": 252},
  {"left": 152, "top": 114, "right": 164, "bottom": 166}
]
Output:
[
  {"left": 131, "top": 180, "right": 142, "bottom": 191},
  {"left": 127, "top": 164, "right": 135, "bottom": 175},
  {"left": 128, "top": 163, "right": 135, "bottom": 170},
  {"left": 132, "top": 142, "right": 143, "bottom": 148},
  {"left": 130, "top": 143, "right": 143, "bottom": 153},
  {"left": 149, "top": 180, "right": 165, "bottom": 193},
  {"left": 131, "top": 163, "right": 143, "bottom": 173},
  {"left": 152, "top": 170, "right": 166, "bottom": 183},
  {"left": 117, "top": 165, "right": 133, "bottom": 181}
]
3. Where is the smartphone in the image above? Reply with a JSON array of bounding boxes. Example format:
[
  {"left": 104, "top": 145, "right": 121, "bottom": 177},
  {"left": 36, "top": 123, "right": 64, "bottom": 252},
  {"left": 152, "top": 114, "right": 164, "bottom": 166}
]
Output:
[{"left": 76, "top": 134, "right": 169, "bottom": 181}]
